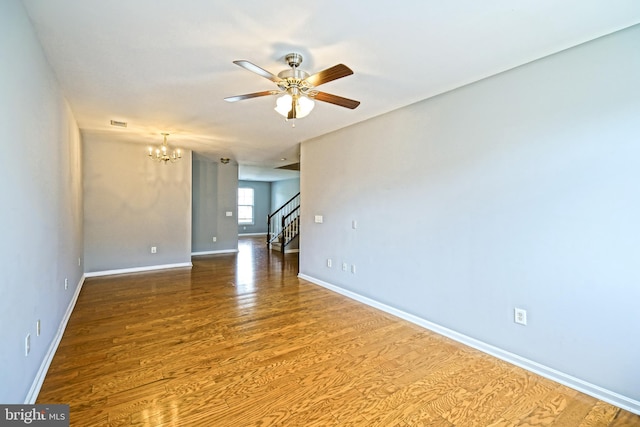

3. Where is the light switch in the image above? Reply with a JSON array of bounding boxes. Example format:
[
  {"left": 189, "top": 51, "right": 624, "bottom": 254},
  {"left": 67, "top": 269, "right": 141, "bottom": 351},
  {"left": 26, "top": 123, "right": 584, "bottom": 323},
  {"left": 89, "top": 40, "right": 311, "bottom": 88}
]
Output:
[
  {"left": 226, "top": 211, "right": 233, "bottom": 217},
  {"left": 314, "top": 215, "right": 323, "bottom": 223}
]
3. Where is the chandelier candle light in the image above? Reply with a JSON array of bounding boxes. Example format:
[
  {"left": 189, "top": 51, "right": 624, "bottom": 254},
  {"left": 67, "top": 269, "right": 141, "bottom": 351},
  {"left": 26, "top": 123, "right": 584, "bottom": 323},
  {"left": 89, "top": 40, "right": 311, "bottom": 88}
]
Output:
[{"left": 148, "top": 133, "right": 182, "bottom": 163}]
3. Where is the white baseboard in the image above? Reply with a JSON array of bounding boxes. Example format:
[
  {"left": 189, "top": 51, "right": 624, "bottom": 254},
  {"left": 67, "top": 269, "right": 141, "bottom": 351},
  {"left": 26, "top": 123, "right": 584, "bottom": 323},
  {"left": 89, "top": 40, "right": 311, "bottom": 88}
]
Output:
[
  {"left": 84, "top": 262, "right": 192, "bottom": 278},
  {"left": 25, "top": 275, "right": 86, "bottom": 404},
  {"left": 192, "top": 249, "right": 239, "bottom": 256},
  {"left": 284, "top": 248, "right": 299, "bottom": 254},
  {"left": 238, "top": 233, "right": 266, "bottom": 236},
  {"left": 298, "top": 273, "right": 640, "bottom": 416}
]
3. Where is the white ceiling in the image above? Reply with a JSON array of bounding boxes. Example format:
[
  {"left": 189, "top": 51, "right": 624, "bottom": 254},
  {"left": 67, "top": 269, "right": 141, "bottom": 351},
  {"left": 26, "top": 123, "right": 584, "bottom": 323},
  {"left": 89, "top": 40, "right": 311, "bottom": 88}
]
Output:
[{"left": 22, "top": 1, "right": 640, "bottom": 180}]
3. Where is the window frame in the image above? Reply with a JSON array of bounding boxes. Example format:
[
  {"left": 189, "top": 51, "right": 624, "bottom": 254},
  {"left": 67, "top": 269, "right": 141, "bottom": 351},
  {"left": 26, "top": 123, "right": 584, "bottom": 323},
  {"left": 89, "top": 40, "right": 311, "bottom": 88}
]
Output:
[{"left": 238, "top": 187, "right": 255, "bottom": 225}]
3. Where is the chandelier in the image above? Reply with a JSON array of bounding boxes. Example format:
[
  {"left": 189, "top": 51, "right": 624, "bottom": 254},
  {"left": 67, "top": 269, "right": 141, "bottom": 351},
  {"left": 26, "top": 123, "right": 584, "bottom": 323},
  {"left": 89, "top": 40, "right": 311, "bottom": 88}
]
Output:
[{"left": 148, "top": 133, "right": 182, "bottom": 163}]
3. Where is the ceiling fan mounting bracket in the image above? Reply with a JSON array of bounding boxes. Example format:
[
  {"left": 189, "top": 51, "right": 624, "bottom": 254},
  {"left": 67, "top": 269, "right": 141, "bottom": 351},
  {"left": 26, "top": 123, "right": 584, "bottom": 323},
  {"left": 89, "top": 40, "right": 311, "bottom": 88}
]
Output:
[
  {"left": 278, "top": 53, "right": 313, "bottom": 97},
  {"left": 284, "top": 53, "right": 303, "bottom": 68},
  {"left": 278, "top": 53, "right": 311, "bottom": 90}
]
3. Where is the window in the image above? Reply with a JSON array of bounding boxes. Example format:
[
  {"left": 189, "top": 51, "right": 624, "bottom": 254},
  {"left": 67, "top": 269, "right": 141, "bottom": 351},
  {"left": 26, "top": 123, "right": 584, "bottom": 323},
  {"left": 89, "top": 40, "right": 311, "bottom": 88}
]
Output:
[{"left": 238, "top": 187, "right": 254, "bottom": 225}]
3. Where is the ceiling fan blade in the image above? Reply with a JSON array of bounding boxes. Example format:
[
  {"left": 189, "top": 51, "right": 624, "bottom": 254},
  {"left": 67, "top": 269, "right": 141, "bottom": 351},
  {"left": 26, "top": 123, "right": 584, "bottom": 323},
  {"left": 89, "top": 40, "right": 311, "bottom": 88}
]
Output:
[
  {"left": 233, "top": 60, "right": 281, "bottom": 83},
  {"left": 306, "top": 64, "right": 354, "bottom": 87},
  {"left": 224, "top": 90, "right": 279, "bottom": 103},
  {"left": 313, "top": 91, "right": 360, "bottom": 109}
]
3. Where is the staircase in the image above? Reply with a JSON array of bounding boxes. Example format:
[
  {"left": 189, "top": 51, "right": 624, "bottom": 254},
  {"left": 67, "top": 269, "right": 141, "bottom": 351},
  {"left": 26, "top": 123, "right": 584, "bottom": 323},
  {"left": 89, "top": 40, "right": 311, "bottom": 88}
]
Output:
[{"left": 267, "top": 192, "right": 300, "bottom": 253}]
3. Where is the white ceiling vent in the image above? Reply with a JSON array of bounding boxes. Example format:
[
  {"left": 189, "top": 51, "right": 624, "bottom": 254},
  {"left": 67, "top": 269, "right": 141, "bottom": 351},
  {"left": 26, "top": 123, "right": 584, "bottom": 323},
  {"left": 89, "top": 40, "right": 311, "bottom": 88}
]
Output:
[{"left": 110, "top": 120, "right": 127, "bottom": 127}]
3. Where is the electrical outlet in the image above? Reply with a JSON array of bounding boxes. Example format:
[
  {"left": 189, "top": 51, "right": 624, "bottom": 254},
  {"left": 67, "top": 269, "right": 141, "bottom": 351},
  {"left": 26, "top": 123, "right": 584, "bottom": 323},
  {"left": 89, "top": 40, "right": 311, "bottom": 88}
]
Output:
[
  {"left": 514, "top": 308, "right": 527, "bottom": 325},
  {"left": 64, "top": 278, "right": 68, "bottom": 290},
  {"left": 78, "top": 257, "right": 81, "bottom": 267},
  {"left": 213, "top": 237, "right": 217, "bottom": 242},
  {"left": 36, "top": 320, "right": 41, "bottom": 336},
  {"left": 25, "top": 334, "right": 30, "bottom": 356},
  {"left": 327, "top": 259, "right": 332, "bottom": 268},
  {"left": 342, "top": 262, "right": 347, "bottom": 271},
  {"left": 352, "top": 220, "right": 357, "bottom": 229},
  {"left": 151, "top": 246, "right": 157, "bottom": 254},
  {"left": 351, "top": 264, "right": 356, "bottom": 274}
]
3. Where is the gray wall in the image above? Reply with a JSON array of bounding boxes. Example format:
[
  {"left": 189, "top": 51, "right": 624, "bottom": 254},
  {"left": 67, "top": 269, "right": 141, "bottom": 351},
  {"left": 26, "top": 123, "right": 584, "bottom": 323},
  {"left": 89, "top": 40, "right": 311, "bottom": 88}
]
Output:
[
  {"left": 0, "top": 0, "right": 84, "bottom": 403},
  {"left": 238, "top": 180, "right": 271, "bottom": 234},
  {"left": 193, "top": 153, "right": 239, "bottom": 252},
  {"left": 83, "top": 134, "right": 192, "bottom": 272},
  {"left": 300, "top": 26, "right": 640, "bottom": 407},
  {"left": 217, "top": 162, "right": 240, "bottom": 246},
  {"left": 271, "top": 178, "right": 300, "bottom": 212}
]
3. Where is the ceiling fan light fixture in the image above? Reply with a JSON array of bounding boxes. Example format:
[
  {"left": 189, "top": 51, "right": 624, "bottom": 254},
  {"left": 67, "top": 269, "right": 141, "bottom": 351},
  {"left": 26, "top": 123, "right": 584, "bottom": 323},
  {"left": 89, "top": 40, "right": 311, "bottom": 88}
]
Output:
[
  {"left": 274, "top": 94, "right": 292, "bottom": 116},
  {"left": 274, "top": 94, "right": 315, "bottom": 119},
  {"left": 297, "top": 95, "right": 315, "bottom": 118}
]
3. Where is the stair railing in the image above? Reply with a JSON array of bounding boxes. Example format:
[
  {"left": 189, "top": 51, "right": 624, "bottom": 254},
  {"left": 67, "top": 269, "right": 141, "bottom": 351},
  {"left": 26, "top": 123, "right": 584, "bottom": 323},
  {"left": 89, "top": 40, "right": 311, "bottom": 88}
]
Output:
[
  {"left": 280, "top": 206, "right": 300, "bottom": 252},
  {"left": 267, "top": 192, "right": 300, "bottom": 248}
]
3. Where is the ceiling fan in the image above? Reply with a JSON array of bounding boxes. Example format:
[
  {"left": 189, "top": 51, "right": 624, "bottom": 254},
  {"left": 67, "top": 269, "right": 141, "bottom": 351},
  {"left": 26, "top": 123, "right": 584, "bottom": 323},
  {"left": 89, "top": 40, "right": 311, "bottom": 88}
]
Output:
[{"left": 224, "top": 53, "right": 360, "bottom": 120}]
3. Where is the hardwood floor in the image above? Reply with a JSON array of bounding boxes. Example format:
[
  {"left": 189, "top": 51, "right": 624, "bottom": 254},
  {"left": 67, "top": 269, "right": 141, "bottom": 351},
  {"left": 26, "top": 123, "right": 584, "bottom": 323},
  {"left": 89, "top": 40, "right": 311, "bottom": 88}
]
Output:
[{"left": 38, "top": 237, "right": 639, "bottom": 426}]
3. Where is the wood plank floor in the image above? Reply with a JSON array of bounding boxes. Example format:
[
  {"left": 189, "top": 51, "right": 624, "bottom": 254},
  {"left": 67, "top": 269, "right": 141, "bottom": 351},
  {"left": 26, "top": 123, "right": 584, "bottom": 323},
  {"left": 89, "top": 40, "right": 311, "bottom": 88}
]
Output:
[{"left": 38, "top": 237, "right": 639, "bottom": 426}]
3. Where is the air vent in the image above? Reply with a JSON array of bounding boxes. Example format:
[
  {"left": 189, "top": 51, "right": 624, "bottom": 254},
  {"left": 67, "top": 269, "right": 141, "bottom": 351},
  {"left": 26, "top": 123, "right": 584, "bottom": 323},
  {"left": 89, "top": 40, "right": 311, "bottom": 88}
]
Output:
[{"left": 110, "top": 120, "right": 127, "bottom": 128}]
